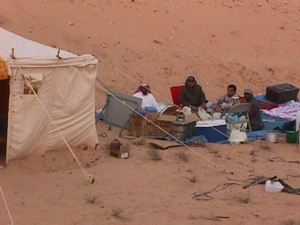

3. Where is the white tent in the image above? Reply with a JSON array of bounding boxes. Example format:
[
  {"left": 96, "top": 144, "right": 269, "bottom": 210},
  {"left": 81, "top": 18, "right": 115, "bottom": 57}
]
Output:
[{"left": 0, "top": 28, "right": 98, "bottom": 163}]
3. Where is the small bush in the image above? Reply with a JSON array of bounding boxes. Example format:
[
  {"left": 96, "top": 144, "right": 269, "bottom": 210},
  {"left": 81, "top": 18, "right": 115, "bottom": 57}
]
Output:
[
  {"left": 208, "top": 147, "right": 219, "bottom": 154},
  {"left": 111, "top": 208, "right": 124, "bottom": 218},
  {"left": 85, "top": 194, "right": 100, "bottom": 204},
  {"left": 148, "top": 149, "right": 162, "bottom": 161},
  {"left": 260, "top": 142, "right": 271, "bottom": 151},
  {"left": 235, "top": 194, "right": 250, "bottom": 204},
  {"left": 280, "top": 220, "right": 300, "bottom": 225},
  {"left": 176, "top": 151, "right": 189, "bottom": 162}
]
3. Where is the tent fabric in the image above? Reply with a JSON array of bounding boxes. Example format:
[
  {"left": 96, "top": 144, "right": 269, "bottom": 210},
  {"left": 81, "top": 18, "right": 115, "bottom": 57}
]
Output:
[
  {"left": 7, "top": 55, "right": 98, "bottom": 68},
  {"left": 0, "top": 27, "right": 75, "bottom": 58},
  {"left": 0, "top": 27, "right": 99, "bottom": 162}
]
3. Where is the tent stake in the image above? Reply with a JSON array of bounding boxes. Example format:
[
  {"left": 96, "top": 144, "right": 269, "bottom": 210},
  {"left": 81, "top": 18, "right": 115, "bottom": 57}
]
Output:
[
  {"left": 56, "top": 49, "right": 62, "bottom": 59},
  {"left": 10, "top": 48, "right": 16, "bottom": 59}
]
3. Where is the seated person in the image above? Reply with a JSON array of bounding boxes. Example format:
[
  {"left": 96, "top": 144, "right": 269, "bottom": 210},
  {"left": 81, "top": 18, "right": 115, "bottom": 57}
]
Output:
[
  {"left": 214, "top": 84, "right": 239, "bottom": 115},
  {"left": 244, "top": 89, "right": 264, "bottom": 131},
  {"left": 133, "top": 83, "right": 158, "bottom": 114},
  {"left": 180, "top": 75, "right": 207, "bottom": 112}
]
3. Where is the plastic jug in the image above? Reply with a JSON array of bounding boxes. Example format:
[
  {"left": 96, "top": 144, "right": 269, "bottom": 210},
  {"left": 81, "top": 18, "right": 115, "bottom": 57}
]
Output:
[{"left": 264, "top": 180, "right": 284, "bottom": 193}]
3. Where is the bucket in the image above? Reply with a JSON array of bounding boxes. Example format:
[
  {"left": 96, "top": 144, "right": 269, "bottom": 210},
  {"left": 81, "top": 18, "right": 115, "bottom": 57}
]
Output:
[
  {"left": 286, "top": 131, "right": 299, "bottom": 144},
  {"left": 266, "top": 132, "right": 279, "bottom": 143}
]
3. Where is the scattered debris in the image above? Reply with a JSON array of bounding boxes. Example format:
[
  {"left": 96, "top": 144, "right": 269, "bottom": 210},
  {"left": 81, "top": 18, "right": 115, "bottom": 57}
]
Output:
[
  {"left": 85, "top": 193, "right": 101, "bottom": 204},
  {"left": 235, "top": 193, "right": 250, "bottom": 204},
  {"left": 193, "top": 182, "right": 240, "bottom": 201},
  {"left": 250, "top": 150, "right": 257, "bottom": 162},
  {"left": 267, "top": 157, "right": 300, "bottom": 165},
  {"left": 243, "top": 176, "right": 300, "bottom": 195},
  {"left": 189, "top": 174, "right": 197, "bottom": 183},
  {"left": 280, "top": 25, "right": 285, "bottom": 30},
  {"left": 153, "top": 40, "right": 163, "bottom": 45},
  {"left": 149, "top": 140, "right": 182, "bottom": 150},
  {"left": 243, "top": 176, "right": 273, "bottom": 189},
  {"left": 280, "top": 219, "right": 300, "bottom": 225}
]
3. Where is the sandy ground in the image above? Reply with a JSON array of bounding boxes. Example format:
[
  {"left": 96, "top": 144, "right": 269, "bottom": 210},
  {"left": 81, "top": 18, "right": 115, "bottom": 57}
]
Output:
[{"left": 1, "top": 0, "right": 300, "bottom": 224}]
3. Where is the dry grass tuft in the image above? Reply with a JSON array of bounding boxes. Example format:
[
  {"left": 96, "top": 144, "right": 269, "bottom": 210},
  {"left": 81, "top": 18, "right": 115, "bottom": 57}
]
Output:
[
  {"left": 260, "top": 142, "right": 271, "bottom": 151},
  {"left": 85, "top": 194, "right": 100, "bottom": 204},
  {"left": 279, "top": 220, "right": 300, "bottom": 225},
  {"left": 235, "top": 194, "right": 250, "bottom": 204},
  {"left": 148, "top": 149, "right": 162, "bottom": 161},
  {"left": 111, "top": 208, "right": 124, "bottom": 218},
  {"left": 176, "top": 151, "right": 189, "bottom": 162},
  {"left": 250, "top": 150, "right": 257, "bottom": 162},
  {"left": 208, "top": 147, "right": 219, "bottom": 154},
  {"left": 192, "top": 140, "right": 207, "bottom": 148}
]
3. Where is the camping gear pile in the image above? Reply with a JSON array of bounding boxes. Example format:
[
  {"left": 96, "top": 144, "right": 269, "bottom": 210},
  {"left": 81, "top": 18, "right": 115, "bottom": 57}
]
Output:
[{"left": 101, "top": 81, "right": 299, "bottom": 145}]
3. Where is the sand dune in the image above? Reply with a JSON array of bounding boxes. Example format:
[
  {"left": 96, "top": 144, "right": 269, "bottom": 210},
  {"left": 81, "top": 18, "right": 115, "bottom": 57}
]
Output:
[{"left": 1, "top": 1, "right": 300, "bottom": 224}]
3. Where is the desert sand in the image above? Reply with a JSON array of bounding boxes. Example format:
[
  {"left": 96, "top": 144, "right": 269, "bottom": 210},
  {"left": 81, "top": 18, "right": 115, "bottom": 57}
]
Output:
[{"left": 1, "top": 0, "right": 300, "bottom": 225}]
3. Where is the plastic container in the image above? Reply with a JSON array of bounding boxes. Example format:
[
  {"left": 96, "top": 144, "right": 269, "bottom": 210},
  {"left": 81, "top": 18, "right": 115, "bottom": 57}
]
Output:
[
  {"left": 286, "top": 131, "right": 299, "bottom": 144},
  {"left": 266, "top": 132, "right": 279, "bottom": 143},
  {"left": 265, "top": 180, "right": 284, "bottom": 193},
  {"left": 144, "top": 106, "right": 158, "bottom": 113},
  {"left": 194, "top": 124, "right": 228, "bottom": 143}
]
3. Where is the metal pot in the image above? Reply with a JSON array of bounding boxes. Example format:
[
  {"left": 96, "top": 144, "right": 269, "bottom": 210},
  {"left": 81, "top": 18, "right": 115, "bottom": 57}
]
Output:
[{"left": 266, "top": 132, "right": 279, "bottom": 143}]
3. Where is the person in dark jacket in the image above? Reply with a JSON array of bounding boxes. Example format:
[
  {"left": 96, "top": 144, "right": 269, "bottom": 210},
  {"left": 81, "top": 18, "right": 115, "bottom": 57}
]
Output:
[
  {"left": 180, "top": 75, "right": 207, "bottom": 111},
  {"left": 244, "top": 89, "right": 264, "bottom": 131}
]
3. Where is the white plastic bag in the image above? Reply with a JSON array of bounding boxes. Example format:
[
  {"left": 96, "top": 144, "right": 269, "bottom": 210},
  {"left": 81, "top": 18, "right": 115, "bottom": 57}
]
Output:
[{"left": 265, "top": 180, "right": 284, "bottom": 193}]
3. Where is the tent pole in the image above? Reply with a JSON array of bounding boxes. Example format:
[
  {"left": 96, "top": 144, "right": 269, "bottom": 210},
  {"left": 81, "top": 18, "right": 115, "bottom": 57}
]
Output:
[
  {"left": 56, "top": 49, "right": 62, "bottom": 59},
  {"left": 10, "top": 48, "right": 15, "bottom": 59}
]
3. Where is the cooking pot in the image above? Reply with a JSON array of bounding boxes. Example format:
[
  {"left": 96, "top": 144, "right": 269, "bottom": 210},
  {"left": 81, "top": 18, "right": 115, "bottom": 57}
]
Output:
[{"left": 266, "top": 132, "right": 279, "bottom": 143}]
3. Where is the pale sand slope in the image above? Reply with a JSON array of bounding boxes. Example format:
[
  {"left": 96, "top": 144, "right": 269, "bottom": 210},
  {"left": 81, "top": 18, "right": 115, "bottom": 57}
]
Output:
[{"left": 1, "top": 1, "right": 300, "bottom": 225}]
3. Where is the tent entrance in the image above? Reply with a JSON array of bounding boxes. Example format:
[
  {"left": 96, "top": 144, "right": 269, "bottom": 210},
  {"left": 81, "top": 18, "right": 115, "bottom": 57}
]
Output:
[{"left": 0, "top": 77, "right": 10, "bottom": 165}]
